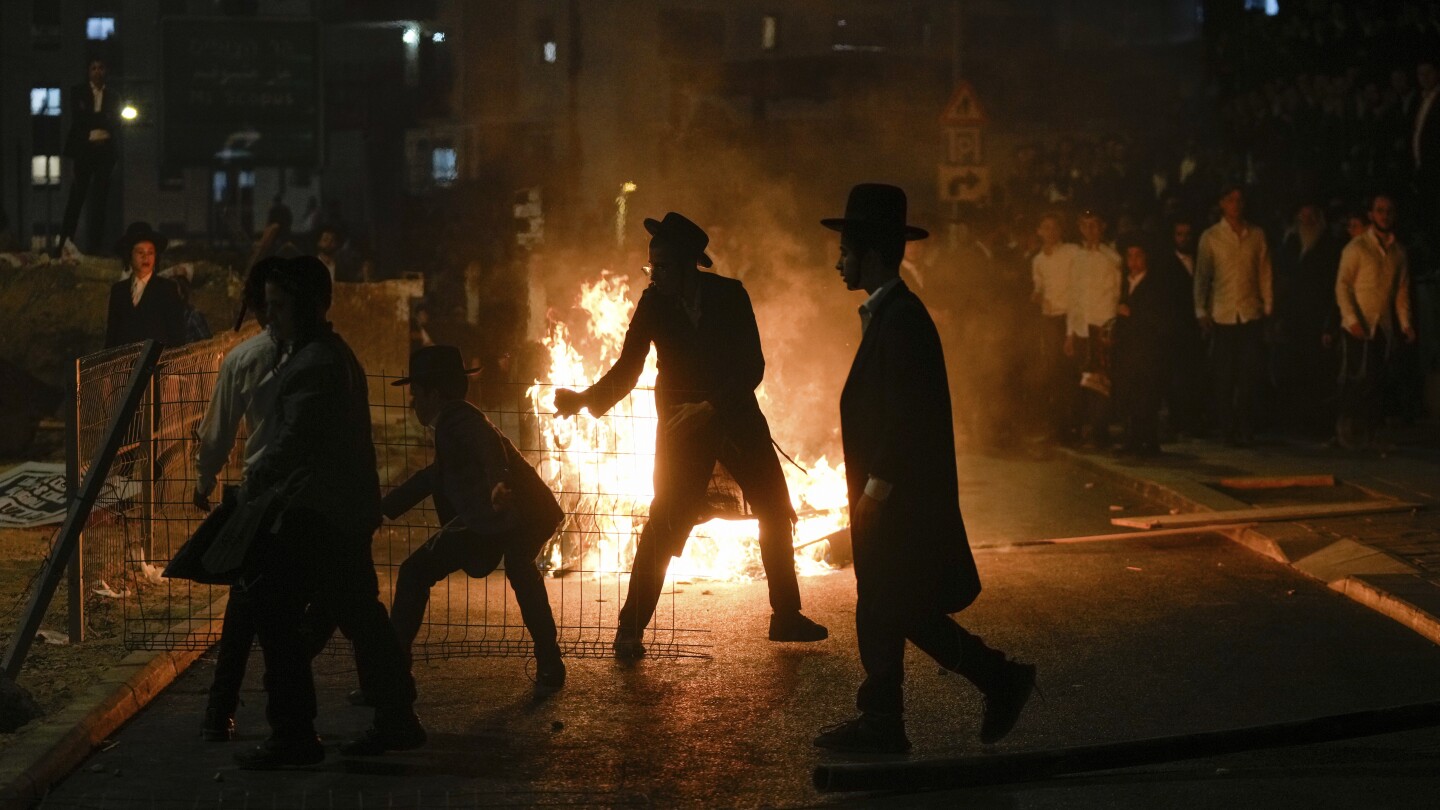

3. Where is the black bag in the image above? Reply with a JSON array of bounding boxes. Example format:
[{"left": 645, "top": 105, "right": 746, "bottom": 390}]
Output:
[{"left": 163, "top": 486, "right": 242, "bottom": 585}]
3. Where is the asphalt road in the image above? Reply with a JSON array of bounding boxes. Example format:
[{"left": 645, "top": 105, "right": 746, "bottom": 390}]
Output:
[{"left": 35, "top": 453, "right": 1440, "bottom": 808}]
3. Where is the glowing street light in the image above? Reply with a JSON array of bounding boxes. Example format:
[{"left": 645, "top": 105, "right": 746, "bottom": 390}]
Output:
[
  {"left": 431, "top": 31, "right": 445, "bottom": 43},
  {"left": 120, "top": 104, "right": 138, "bottom": 121},
  {"left": 402, "top": 26, "right": 420, "bottom": 46}
]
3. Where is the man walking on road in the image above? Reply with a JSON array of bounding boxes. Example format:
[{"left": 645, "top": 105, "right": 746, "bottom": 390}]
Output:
[
  {"left": 235, "top": 257, "right": 423, "bottom": 768},
  {"left": 553, "top": 211, "right": 827, "bottom": 659},
  {"left": 1194, "top": 184, "right": 1273, "bottom": 446},
  {"left": 1335, "top": 194, "right": 1415, "bottom": 448},
  {"left": 814, "top": 183, "right": 1035, "bottom": 754}
]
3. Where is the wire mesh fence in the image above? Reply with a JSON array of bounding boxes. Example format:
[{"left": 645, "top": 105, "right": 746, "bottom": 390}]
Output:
[{"left": 71, "top": 335, "right": 715, "bottom": 661}]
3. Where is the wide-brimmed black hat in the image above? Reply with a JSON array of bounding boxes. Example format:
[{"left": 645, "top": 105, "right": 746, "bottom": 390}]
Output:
[
  {"left": 114, "top": 221, "right": 169, "bottom": 258},
  {"left": 391, "top": 345, "right": 483, "bottom": 387},
  {"left": 820, "top": 183, "right": 929, "bottom": 241},
  {"left": 643, "top": 212, "right": 713, "bottom": 268}
]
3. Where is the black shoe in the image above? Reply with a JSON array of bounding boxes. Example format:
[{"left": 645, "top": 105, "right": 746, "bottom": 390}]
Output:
[
  {"left": 339, "top": 715, "right": 427, "bottom": 756},
  {"left": 768, "top": 611, "right": 828, "bottom": 642},
  {"left": 233, "top": 736, "right": 325, "bottom": 770},
  {"left": 534, "top": 659, "right": 566, "bottom": 697},
  {"left": 346, "top": 688, "right": 371, "bottom": 707},
  {"left": 201, "top": 707, "right": 235, "bottom": 742},
  {"left": 612, "top": 629, "right": 646, "bottom": 660},
  {"left": 980, "top": 661, "right": 1037, "bottom": 744},
  {"left": 813, "top": 714, "right": 910, "bottom": 754}
]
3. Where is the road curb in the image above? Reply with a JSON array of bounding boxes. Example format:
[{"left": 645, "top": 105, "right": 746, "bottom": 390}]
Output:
[
  {"left": 0, "top": 594, "right": 228, "bottom": 810},
  {"left": 1062, "top": 448, "right": 1440, "bottom": 648}
]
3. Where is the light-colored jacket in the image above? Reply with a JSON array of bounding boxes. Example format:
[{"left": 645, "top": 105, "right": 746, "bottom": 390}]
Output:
[
  {"left": 1336, "top": 228, "right": 1413, "bottom": 338},
  {"left": 193, "top": 329, "right": 281, "bottom": 497},
  {"left": 1194, "top": 220, "right": 1273, "bottom": 323}
]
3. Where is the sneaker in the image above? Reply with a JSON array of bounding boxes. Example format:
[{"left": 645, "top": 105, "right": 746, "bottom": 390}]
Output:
[
  {"left": 612, "top": 629, "right": 646, "bottom": 660},
  {"left": 980, "top": 661, "right": 1037, "bottom": 744},
  {"left": 534, "top": 659, "right": 566, "bottom": 697},
  {"left": 346, "top": 688, "right": 371, "bottom": 707},
  {"left": 233, "top": 736, "right": 325, "bottom": 770},
  {"left": 201, "top": 707, "right": 235, "bottom": 742},
  {"left": 339, "top": 715, "right": 427, "bottom": 756},
  {"left": 813, "top": 714, "right": 910, "bottom": 754},
  {"left": 768, "top": 611, "right": 828, "bottom": 642}
]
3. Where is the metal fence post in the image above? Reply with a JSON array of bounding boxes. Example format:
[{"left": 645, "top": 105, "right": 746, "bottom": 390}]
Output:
[
  {"left": 140, "top": 370, "right": 157, "bottom": 562},
  {"left": 66, "top": 360, "right": 83, "bottom": 643}
]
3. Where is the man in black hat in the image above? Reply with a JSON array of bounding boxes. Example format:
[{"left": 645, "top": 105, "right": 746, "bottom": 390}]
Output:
[
  {"left": 380, "top": 345, "right": 567, "bottom": 694},
  {"left": 554, "top": 211, "right": 827, "bottom": 658},
  {"left": 104, "top": 222, "right": 186, "bottom": 348},
  {"left": 235, "top": 256, "right": 424, "bottom": 768},
  {"left": 815, "top": 183, "right": 1035, "bottom": 754}
]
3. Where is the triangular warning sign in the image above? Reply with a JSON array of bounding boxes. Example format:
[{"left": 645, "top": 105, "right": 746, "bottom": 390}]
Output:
[{"left": 940, "top": 81, "right": 987, "bottom": 126}]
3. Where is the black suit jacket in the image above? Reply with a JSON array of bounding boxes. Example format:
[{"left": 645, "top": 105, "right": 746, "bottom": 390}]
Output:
[
  {"left": 105, "top": 275, "right": 186, "bottom": 348},
  {"left": 586, "top": 272, "right": 771, "bottom": 443},
  {"left": 65, "top": 82, "right": 121, "bottom": 158},
  {"left": 1114, "top": 270, "right": 1180, "bottom": 377},
  {"left": 840, "top": 280, "right": 980, "bottom": 617},
  {"left": 245, "top": 324, "right": 381, "bottom": 537},
  {"left": 382, "top": 400, "right": 563, "bottom": 543}
]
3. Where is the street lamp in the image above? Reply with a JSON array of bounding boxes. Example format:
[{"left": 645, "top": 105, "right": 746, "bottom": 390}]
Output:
[
  {"left": 120, "top": 104, "right": 138, "bottom": 121},
  {"left": 402, "top": 26, "right": 420, "bottom": 45}
]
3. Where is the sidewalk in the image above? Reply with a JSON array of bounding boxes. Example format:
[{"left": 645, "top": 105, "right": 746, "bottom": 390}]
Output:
[{"left": 1064, "top": 429, "right": 1440, "bottom": 646}]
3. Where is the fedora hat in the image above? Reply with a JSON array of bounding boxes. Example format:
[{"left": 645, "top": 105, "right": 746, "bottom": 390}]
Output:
[
  {"left": 114, "top": 221, "right": 169, "bottom": 258},
  {"left": 643, "top": 212, "right": 713, "bottom": 268},
  {"left": 391, "top": 345, "right": 482, "bottom": 387},
  {"left": 820, "top": 183, "right": 929, "bottom": 241}
]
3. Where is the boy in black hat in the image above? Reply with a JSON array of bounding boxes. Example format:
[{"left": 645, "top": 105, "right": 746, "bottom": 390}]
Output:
[
  {"left": 816, "top": 183, "right": 1035, "bottom": 753},
  {"left": 554, "top": 211, "right": 827, "bottom": 658},
  {"left": 380, "top": 345, "right": 567, "bottom": 694},
  {"left": 105, "top": 222, "right": 186, "bottom": 348}
]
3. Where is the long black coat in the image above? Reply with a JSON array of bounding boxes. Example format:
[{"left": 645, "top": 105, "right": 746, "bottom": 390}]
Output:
[
  {"left": 65, "top": 81, "right": 121, "bottom": 158},
  {"left": 1114, "top": 270, "right": 1181, "bottom": 384},
  {"left": 104, "top": 275, "right": 186, "bottom": 348},
  {"left": 841, "top": 281, "right": 981, "bottom": 617},
  {"left": 245, "top": 324, "right": 381, "bottom": 537}
]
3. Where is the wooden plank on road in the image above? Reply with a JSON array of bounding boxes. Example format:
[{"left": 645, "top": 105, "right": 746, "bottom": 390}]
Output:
[{"left": 1112, "top": 500, "right": 1423, "bottom": 530}]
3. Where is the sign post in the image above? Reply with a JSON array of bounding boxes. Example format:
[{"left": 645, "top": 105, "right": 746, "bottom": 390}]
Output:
[{"left": 937, "top": 81, "right": 990, "bottom": 213}]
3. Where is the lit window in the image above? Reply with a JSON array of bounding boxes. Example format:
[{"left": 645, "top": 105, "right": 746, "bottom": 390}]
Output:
[
  {"left": 432, "top": 147, "right": 458, "bottom": 186},
  {"left": 86, "top": 17, "right": 116, "bottom": 40},
  {"left": 212, "top": 171, "right": 229, "bottom": 202},
  {"left": 32, "top": 156, "right": 61, "bottom": 185},
  {"left": 761, "top": 15, "right": 778, "bottom": 50},
  {"left": 238, "top": 171, "right": 256, "bottom": 188},
  {"left": 431, "top": 31, "right": 445, "bottom": 43},
  {"left": 543, "top": 41, "right": 558, "bottom": 63},
  {"left": 30, "top": 88, "right": 61, "bottom": 116},
  {"left": 1243, "top": 0, "right": 1279, "bottom": 14}
]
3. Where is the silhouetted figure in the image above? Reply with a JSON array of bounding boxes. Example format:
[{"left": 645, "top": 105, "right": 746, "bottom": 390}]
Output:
[
  {"left": 378, "top": 346, "right": 566, "bottom": 695},
  {"left": 814, "top": 184, "right": 1035, "bottom": 755},
  {"left": 1195, "top": 185, "right": 1273, "bottom": 446},
  {"left": 234, "top": 257, "right": 423, "bottom": 769},
  {"left": 1273, "top": 203, "right": 1344, "bottom": 436},
  {"left": 58, "top": 59, "right": 121, "bottom": 256},
  {"left": 105, "top": 223, "right": 185, "bottom": 348},
  {"left": 191, "top": 257, "right": 286, "bottom": 743},
  {"left": 553, "top": 212, "right": 827, "bottom": 658},
  {"left": 1113, "top": 237, "right": 1180, "bottom": 456},
  {"left": 1335, "top": 194, "right": 1416, "bottom": 448}
]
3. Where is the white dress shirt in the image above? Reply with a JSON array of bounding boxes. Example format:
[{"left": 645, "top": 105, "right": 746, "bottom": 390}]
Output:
[
  {"left": 193, "top": 330, "right": 284, "bottom": 497},
  {"left": 130, "top": 273, "right": 149, "bottom": 306},
  {"left": 1194, "top": 219, "right": 1273, "bottom": 323},
  {"left": 1067, "top": 243, "right": 1122, "bottom": 337},
  {"left": 1175, "top": 250, "right": 1195, "bottom": 276},
  {"left": 89, "top": 84, "right": 111, "bottom": 142},
  {"left": 1336, "top": 227, "right": 1413, "bottom": 339},
  {"left": 1032, "top": 242, "right": 1078, "bottom": 317}
]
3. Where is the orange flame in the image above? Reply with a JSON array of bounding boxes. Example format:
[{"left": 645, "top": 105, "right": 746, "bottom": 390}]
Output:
[{"left": 528, "top": 271, "right": 845, "bottom": 583}]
